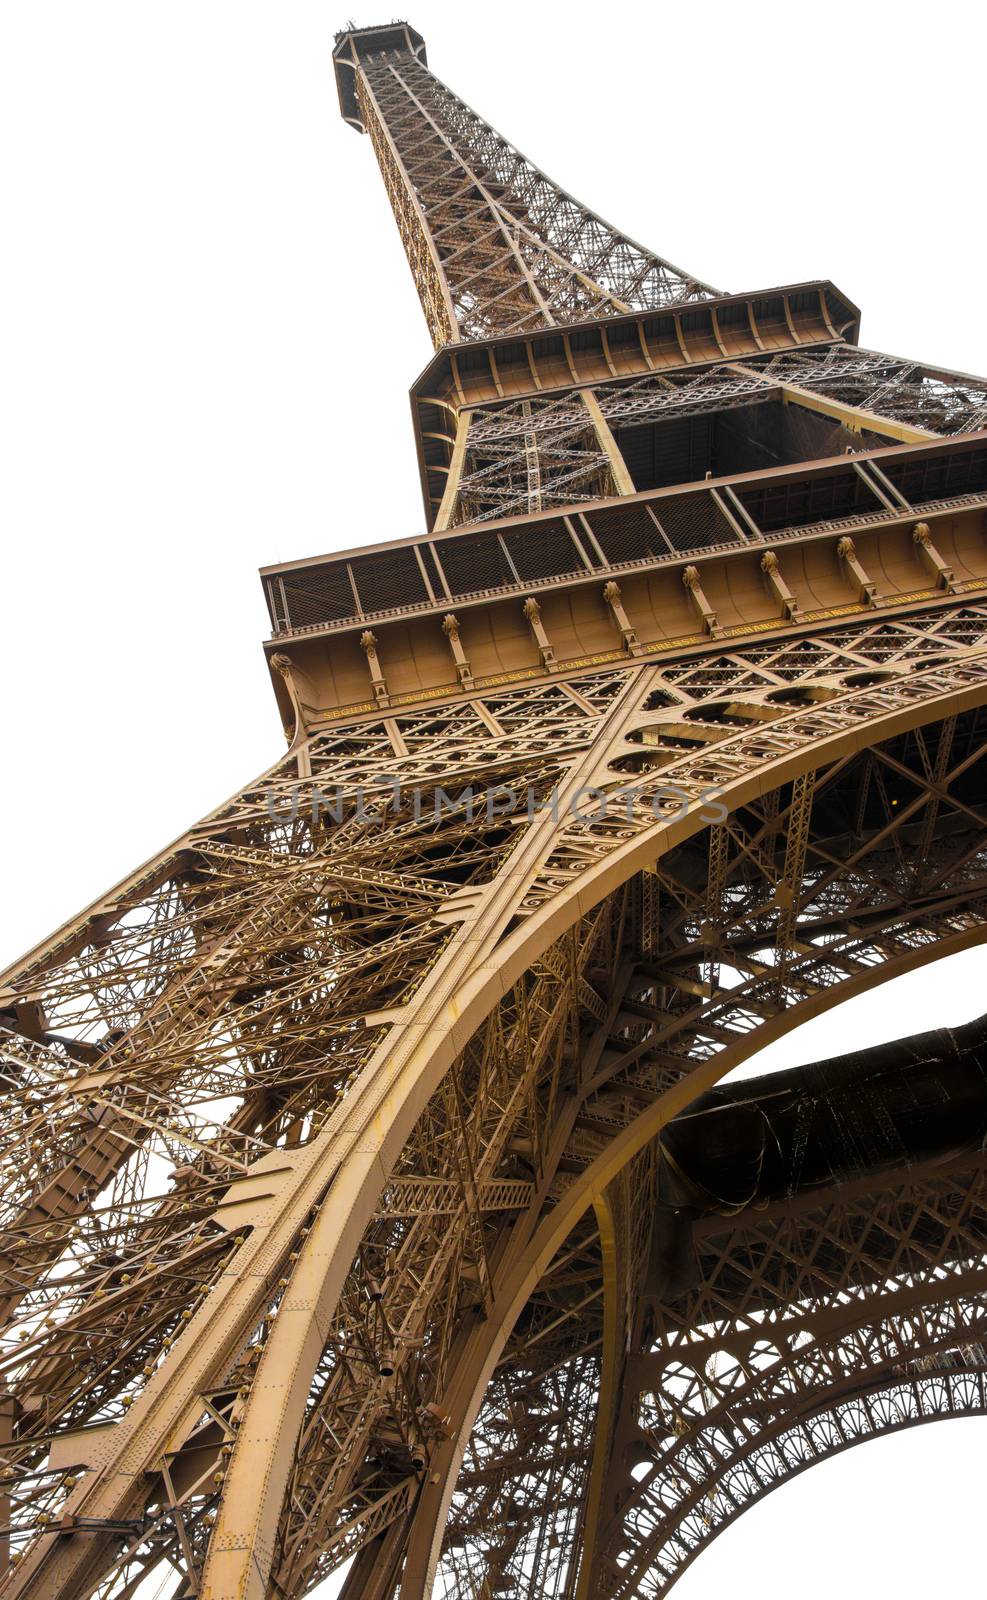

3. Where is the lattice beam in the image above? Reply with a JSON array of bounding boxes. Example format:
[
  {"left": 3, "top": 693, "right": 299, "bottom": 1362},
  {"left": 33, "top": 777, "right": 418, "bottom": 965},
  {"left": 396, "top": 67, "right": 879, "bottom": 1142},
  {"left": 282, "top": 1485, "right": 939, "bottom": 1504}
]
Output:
[
  {"left": 333, "top": 27, "right": 716, "bottom": 345},
  {"left": 6, "top": 20, "right": 987, "bottom": 1600}
]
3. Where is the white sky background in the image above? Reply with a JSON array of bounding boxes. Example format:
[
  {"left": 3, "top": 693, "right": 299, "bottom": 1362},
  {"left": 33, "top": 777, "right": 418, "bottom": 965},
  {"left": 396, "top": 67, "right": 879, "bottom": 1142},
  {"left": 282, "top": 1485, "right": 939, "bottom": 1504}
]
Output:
[{"left": 2, "top": 2, "right": 987, "bottom": 1595}]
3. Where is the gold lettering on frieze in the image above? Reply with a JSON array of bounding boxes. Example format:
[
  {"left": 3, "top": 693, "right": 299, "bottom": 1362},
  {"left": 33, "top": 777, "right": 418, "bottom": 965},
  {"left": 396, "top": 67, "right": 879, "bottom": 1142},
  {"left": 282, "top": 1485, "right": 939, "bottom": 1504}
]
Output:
[
  {"left": 475, "top": 668, "right": 542, "bottom": 689},
  {"left": 322, "top": 700, "right": 376, "bottom": 722},
  {"left": 642, "top": 634, "right": 703, "bottom": 652},
  {"left": 560, "top": 649, "right": 625, "bottom": 670},
  {"left": 802, "top": 603, "right": 867, "bottom": 622},
  {"left": 392, "top": 684, "right": 462, "bottom": 705},
  {"left": 724, "top": 619, "right": 786, "bottom": 638}
]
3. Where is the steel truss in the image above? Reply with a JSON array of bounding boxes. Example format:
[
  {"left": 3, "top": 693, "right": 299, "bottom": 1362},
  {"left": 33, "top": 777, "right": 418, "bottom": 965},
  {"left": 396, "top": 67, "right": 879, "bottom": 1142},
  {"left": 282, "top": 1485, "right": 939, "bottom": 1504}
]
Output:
[
  {"left": 5, "top": 17, "right": 987, "bottom": 1600},
  {"left": 3, "top": 605, "right": 987, "bottom": 1597},
  {"left": 590, "top": 1152, "right": 987, "bottom": 1597},
  {"left": 350, "top": 41, "right": 714, "bottom": 346},
  {"left": 440, "top": 350, "right": 987, "bottom": 529}
]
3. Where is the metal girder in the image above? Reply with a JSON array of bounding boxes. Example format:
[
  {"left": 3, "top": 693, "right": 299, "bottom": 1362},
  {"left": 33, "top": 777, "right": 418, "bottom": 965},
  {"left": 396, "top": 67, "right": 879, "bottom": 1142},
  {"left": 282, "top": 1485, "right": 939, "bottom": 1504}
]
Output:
[
  {"left": 588, "top": 1141, "right": 987, "bottom": 1597},
  {"left": 342, "top": 37, "right": 716, "bottom": 346},
  {"left": 5, "top": 612, "right": 987, "bottom": 1598},
  {"left": 6, "top": 18, "right": 987, "bottom": 1600}
]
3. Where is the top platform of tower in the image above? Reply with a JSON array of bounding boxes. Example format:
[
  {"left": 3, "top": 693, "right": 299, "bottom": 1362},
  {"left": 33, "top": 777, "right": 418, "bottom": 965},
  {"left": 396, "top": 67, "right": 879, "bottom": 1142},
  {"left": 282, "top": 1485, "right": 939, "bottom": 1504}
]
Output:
[
  {"left": 254, "top": 14, "right": 987, "bottom": 739},
  {"left": 333, "top": 22, "right": 427, "bottom": 129}
]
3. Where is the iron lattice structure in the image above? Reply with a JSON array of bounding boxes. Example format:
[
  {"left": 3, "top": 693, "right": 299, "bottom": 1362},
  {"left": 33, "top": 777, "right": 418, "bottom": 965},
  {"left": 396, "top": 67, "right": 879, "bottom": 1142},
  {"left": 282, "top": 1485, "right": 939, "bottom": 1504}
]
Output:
[{"left": 4, "top": 18, "right": 987, "bottom": 1600}]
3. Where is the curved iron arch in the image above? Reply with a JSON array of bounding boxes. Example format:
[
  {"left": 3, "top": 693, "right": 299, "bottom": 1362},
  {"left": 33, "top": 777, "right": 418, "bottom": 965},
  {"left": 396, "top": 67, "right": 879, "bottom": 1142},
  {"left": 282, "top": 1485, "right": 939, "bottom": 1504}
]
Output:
[{"left": 7, "top": 611, "right": 987, "bottom": 1599}]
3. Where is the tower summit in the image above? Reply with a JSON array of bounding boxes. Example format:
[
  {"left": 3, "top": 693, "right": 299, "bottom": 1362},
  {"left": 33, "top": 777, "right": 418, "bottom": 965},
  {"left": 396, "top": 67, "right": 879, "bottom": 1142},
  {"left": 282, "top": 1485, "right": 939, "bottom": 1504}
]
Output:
[
  {"left": 4, "top": 21, "right": 987, "bottom": 1600},
  {"left": 331, "top": 18, "right": 718, "bottom": 348}
]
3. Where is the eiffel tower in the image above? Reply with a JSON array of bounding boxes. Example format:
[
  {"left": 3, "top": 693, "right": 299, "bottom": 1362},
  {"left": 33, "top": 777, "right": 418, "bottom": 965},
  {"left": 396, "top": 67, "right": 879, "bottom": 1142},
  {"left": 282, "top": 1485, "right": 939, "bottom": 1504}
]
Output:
[{"left": 3, "top": 19, "right": 987, "bottom": 1600}]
